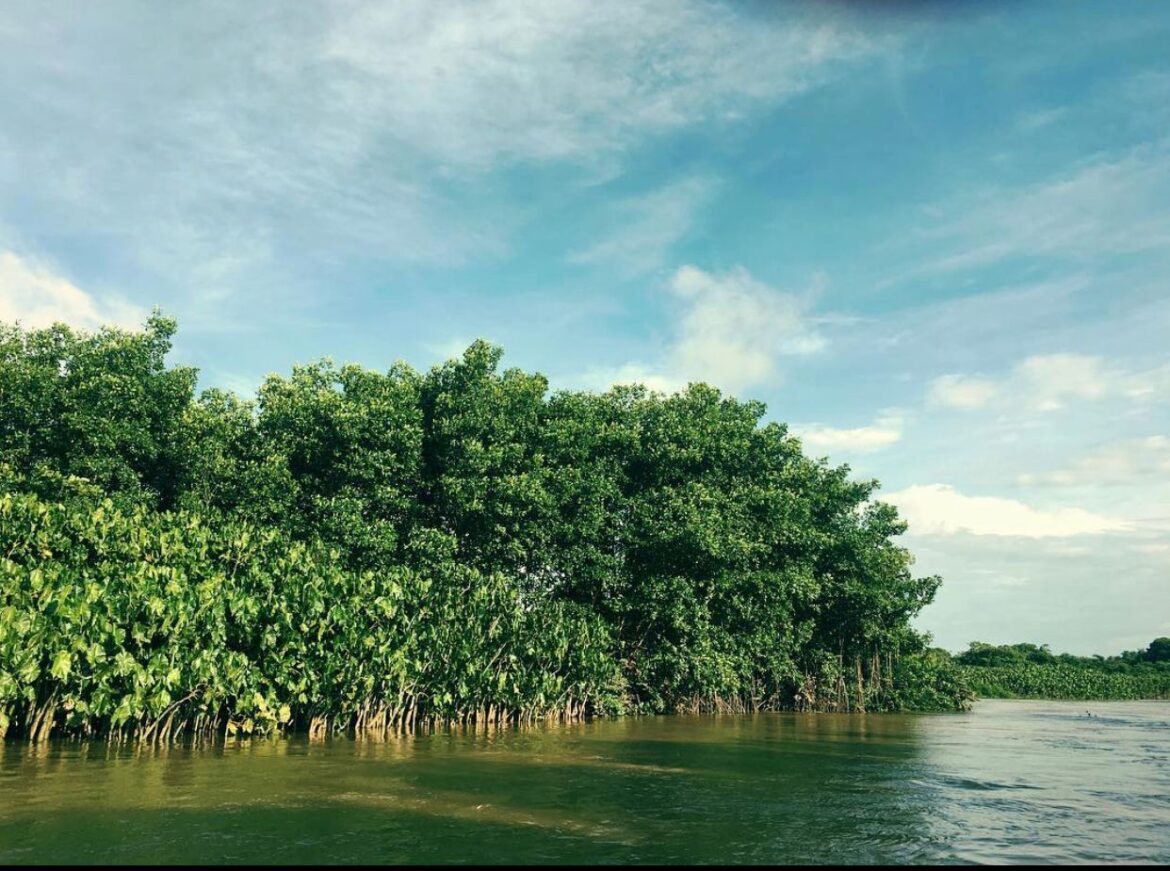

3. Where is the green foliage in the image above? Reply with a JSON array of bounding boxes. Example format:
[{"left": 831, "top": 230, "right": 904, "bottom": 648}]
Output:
[
  {"left": 1145, "top": 637, "right": 1170, "bottom": 664},
  {"left": 880, "top": 648, "right": 975, "bottom": 712},
  {"left": 0, "top": 313, "right": 196, "bottom": 509},
  {"left": 0, "top": 316, "right": 970, "bottom": 741},
  {"left": 0, "top": 492, "right": 620, "bottom": 740},
  {"left": 958, "top": 664, "right": 1170, "bottom": 701},
  {"left": 955, "top": 642, "right": 1170, "bottom": 700}
]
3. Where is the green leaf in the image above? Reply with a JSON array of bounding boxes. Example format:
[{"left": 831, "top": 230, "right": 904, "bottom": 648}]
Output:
[{"left": 50, "top": 650, "right": 72, "bottom": 681}]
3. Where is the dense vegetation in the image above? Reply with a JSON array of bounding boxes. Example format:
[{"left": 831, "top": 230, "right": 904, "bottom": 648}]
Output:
[
  {"left": 0, "top": 314, "right": 969, "bottom": 742},
  {"left": 948, "top": 641, "right": 1170, "bottom": 701}
]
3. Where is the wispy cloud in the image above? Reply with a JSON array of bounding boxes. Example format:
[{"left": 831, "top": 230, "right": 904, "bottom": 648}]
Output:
[
  {"left": 0, "top": 1, "right": 882, "bottom": 323},
  {"left": 322, "top": 1, "right": 879, "bottom": 169},
  {"left": 1016, "top": 106, "right": 1069, "bottom": 131},
  {"left": 567, "top": 177, "right": 715, "bottom": 275},
  {"left": 883, "top": 138, "right": 1170, "bottom": 285},
  {"left": 0, "top": 250, "right": 143, "bottom": 331}
]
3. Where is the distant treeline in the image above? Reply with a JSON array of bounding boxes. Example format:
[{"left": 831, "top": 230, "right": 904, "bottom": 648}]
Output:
[
  {"left": 0, "top": 314, "right": 969, "bottom": 742},
  {"left": 944, "top": 641, "right": 1170, "bottom": 701}
]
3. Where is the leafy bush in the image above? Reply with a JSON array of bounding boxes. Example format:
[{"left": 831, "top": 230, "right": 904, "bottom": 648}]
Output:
[
  {"left": 0, "top": 493, "right": 622, "bottom": 740},
  {"left": 959, "top": 664, "right": 1170, "bottom": 700}
]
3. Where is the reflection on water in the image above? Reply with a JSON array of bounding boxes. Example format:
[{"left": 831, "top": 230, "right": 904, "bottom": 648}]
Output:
[{"left": 1, "top": 700, "right": 1167, "bottom": 864}]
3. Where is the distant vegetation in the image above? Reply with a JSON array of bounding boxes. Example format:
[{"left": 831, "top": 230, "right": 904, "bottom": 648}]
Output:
[
  {"left": 945, "top": 641, "right": 1170, "bottom": 701},
  {"left": 1, "top": 314, "right": 972, "bottom": 741}
]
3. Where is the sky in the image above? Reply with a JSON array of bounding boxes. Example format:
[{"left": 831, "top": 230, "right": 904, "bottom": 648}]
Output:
[{"left": 1, "top": 0, "right": 1168, "bottom": 655}]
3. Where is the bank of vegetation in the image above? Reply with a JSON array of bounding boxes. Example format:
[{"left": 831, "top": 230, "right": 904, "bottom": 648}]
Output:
[
  {"left": 0, "top": 314, "right": 970, "bottom": 742},
  {"left": 946, "top": 641, "right": 1170, "bottom": 701}
]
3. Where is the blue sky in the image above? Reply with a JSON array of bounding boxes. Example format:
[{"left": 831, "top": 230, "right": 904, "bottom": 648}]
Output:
[{"left": 2, "top": 1, "right": 1168, "bottom": 654}]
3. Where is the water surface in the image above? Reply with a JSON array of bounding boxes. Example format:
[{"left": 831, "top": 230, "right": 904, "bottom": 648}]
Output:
[{"left": 2, "top": 700, "right": 1168, "bottom": 864}]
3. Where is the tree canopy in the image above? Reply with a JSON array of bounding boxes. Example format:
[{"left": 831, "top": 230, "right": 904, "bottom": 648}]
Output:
[{"left": 0, "top": 315, "right": 968, "bottom": 742}]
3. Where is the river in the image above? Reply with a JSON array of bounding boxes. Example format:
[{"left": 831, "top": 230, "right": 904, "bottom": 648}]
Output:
[{"left": 1, "top": 699, "right": 1167, "bottom": 864}]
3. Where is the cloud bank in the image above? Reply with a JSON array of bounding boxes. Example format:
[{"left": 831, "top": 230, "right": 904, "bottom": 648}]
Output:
[{"left": 884, "top": 483, "right": 1131, "bottom": 539}]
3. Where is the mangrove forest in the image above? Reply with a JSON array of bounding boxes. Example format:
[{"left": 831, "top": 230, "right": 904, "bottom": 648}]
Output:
[
  {"left": 948, "top": 640, "right": 1170, "bottom": 701},
  {"left": 1, "top": 313, "right": 975, "bottom": 742}
]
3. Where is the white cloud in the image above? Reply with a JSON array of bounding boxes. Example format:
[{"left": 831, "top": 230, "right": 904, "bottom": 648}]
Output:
[
  {"left": 577, "top": 361, "right": 688, "bottom": 395},
  {"left": 573, "top": 265, "right": 825, "bottom": 395},
  {"left": 567, "top": 177, "right": 715, "bottom": 275},
  {"left": 911, "top": 528, "right": 1170, "bottom": 655},
  {"left": 423, "top": 337, "right": 481, "bottom": 362},
  {"left": 884, "top": 483, "right": 1131, "bottom": 538},
  {"left": 794, "top": 413, "right": 903, "bottom": 454},
  {"left": 573, "top": 262, "right": 823, "bottom": 391},
  {"left": 667, "top": 265, "right": 825, "bottom": 392},
  {"left": 0, "top": 250, "right": 142, "bottom": 331},
  {"left": 1015, "top": 353, "right": 1113, "bottom": 410},
  {"left": 1019, "top": 436, "right": 1170, "bottom": 487},
  {"left": 1133, "top": 542, "right": 1170, "bottom": 556},
  {"left": 927, "top": 374, "right": 999, "bottom": 409},
  {"left": 927, "top": 353, "right": 1169, "bottom": 414}
]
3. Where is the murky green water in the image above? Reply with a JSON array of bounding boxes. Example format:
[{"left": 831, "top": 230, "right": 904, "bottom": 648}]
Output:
[{"left": 1, "top": 700, "right": 1168, "bottom": 864}]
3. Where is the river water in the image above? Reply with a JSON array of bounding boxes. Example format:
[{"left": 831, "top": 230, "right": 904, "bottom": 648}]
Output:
[{"left": 1, "top": 699, "right": 1167, "bottom": 864}]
